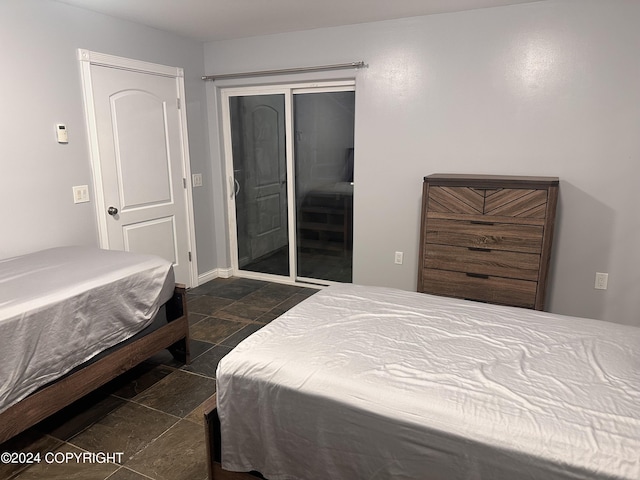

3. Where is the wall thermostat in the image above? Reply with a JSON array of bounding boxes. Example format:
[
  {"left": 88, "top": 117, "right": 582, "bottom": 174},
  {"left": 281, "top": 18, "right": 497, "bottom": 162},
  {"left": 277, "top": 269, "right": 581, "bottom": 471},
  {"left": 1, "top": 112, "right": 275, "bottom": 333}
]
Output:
[{"left": 56, "top": 123, "right": 68, "bottom": 143}]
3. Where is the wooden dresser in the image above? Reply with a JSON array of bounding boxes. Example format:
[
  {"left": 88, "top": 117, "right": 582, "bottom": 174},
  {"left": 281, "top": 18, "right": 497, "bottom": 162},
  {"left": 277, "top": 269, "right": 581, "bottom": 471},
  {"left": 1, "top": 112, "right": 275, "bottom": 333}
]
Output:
[{"left": 417, "top": 174, "right": 559, "bottom": 310}]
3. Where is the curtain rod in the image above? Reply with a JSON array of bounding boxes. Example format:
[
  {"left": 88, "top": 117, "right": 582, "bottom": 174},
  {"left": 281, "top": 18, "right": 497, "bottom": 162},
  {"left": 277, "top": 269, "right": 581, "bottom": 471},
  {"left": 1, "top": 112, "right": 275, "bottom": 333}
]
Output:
[{"left": 202, "top": 61, "right": 366, "bottom": 81}]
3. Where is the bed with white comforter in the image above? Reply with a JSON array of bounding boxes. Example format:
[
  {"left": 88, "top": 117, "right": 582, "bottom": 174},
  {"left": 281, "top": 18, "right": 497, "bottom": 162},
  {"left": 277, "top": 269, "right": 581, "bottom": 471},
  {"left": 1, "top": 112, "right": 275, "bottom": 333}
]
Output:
[
  {"left": 216, "top": 284, "right": 640, "bottom": 480},
  {"left": 0, "top": 246, "right": 174, "bottom": 414}
]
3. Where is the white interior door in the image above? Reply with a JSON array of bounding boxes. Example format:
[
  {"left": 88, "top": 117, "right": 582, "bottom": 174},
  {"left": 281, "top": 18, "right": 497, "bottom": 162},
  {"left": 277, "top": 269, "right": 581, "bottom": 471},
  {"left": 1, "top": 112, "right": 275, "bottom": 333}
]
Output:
[{"left": 82, "top": 56, "right": 193, "bottom": 286}]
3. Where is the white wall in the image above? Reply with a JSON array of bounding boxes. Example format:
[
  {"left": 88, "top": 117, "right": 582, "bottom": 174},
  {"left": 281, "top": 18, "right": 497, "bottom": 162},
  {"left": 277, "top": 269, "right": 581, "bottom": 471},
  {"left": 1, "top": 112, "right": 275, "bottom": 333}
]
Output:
[
  {"left": 0, "top": 0, "right": 217, "bottom": 276},
  {"left": 205, "top": 0, "right": 640, "bottom": 325}
]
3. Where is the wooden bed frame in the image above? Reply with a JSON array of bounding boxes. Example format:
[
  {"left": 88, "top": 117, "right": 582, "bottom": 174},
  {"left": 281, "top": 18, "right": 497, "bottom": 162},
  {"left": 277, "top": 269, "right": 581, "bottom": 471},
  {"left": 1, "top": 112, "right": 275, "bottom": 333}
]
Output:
[
  {"left": 203, "top": 398, "right": 260, "bottom": 480},
  {"left": 0, "top": 284, "right": 190, "bottom": 444}
]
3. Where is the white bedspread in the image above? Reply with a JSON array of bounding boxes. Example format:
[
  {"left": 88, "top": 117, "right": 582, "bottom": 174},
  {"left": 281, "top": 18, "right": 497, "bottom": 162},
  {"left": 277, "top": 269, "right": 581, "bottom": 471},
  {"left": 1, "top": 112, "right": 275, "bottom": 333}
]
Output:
[
  {"left": 217, "top": 284, "right": 640, "bottom": 480},
  {"left": 0, "top": 246, "right": 174, "bottom": 414}
]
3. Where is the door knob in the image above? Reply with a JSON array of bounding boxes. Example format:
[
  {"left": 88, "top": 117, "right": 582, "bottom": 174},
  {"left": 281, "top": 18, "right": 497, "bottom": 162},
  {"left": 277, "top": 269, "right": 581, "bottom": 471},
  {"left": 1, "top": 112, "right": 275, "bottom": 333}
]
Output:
[{"left": 107, "top": 206, "right": 119, "bottom": 216}]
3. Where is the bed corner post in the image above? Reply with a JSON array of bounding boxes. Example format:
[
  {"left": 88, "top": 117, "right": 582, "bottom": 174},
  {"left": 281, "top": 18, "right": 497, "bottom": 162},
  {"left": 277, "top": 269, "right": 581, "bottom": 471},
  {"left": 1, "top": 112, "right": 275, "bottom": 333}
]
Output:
[
  {"left": 203, "top": 394, "right": 220, "bottom": 480},
  {"left": 167, "top": 284, "right": 191, "bottom": 364}
]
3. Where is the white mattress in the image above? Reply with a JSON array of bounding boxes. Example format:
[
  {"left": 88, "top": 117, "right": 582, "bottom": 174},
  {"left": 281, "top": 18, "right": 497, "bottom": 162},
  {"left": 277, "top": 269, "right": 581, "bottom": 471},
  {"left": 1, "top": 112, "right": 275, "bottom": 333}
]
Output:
[
  {"left": 217, "top": 284, "right": 640, "bottom": 480},
  {"left": 0, "top": 246, "right": 175, "bottom": 414}
]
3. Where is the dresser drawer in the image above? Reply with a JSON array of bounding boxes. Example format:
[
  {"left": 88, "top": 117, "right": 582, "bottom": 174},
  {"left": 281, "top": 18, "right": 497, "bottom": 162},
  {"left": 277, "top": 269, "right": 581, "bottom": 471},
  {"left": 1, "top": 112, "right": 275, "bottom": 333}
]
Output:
[
  {"left": 424, "top": 244, "right": 541, "bottom": 281},
  {"left": 428, "top": 186, "right": 484, "bottom": 215},
  {"left": 426, "top": 219, "right": 544, "bottom": 254},
  {"left": 484, "top": 189, "right": 547, "bottom": 218},
  {"left": 428, "top": 186, "right": 548, "bottom": 219},
  {"left": 421, "top": 269, "right": 537, "bottom": 308}
]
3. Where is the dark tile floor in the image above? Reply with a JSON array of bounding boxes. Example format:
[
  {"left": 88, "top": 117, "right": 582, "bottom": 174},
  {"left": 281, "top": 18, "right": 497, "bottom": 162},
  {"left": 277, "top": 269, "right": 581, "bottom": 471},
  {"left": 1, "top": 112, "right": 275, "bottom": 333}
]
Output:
[{"left": 0, "top": 277, "right": 317, "bottom": 480}]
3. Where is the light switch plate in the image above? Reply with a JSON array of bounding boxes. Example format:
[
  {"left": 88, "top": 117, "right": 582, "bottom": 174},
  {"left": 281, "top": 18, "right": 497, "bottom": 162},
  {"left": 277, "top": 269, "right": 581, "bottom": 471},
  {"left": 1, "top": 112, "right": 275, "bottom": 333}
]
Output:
[
  {"left": 595, "top": 272, "right": 608, "bottom": 290},
  {"left": 192, "top": 173, "right": 203, "bottom": 187},
  {"left": 72, "top": 185, "right": 90, "bottom": 204}
]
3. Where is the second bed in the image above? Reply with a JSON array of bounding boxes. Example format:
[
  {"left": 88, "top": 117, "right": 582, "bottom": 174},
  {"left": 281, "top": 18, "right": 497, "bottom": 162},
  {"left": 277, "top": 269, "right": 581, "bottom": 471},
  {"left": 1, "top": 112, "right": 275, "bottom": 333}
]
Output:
[
  {"left": 213, "top": 284, "right": 640, "bottom": 480},
  {"left": 0, "top": 246, "right": 189, "bottom": 443}
]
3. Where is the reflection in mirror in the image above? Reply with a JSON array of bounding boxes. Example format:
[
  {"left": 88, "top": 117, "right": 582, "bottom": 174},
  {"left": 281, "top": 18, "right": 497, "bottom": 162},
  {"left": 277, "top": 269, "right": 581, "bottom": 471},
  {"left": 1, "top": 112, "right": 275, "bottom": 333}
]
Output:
[
  {"left": 229, "top": 94, "right": 290, "bottom": 277},
  {"left": 294, "top": 91, "right": 355, "bottom": 283}
]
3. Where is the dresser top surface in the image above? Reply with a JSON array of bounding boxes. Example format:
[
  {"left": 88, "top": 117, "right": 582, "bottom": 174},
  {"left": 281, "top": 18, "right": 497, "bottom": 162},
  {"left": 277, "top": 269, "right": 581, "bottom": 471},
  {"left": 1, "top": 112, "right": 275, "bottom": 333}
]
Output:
[{"left": 424, "top": 174, "right": 559, "bottom": 188}]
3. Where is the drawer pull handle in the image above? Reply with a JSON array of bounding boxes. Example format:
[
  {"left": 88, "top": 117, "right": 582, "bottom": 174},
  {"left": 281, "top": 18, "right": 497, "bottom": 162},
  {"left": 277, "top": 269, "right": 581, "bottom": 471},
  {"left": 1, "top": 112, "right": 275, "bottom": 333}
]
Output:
[
  {"left": 470, "top": 221, "right": 495, "bottom": 226},
  {"left": 468, "top": 247, "right": 492, "bottom": 252},
  {"left": 466, "top": 273, "right": 489, "bottom": 279}
]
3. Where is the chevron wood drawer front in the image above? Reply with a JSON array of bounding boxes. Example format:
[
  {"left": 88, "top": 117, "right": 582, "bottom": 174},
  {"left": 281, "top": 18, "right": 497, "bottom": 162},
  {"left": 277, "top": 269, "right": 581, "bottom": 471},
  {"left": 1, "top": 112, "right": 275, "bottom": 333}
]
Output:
[{"left": 418, "top": 174, "right": 559, "bottom": 310}]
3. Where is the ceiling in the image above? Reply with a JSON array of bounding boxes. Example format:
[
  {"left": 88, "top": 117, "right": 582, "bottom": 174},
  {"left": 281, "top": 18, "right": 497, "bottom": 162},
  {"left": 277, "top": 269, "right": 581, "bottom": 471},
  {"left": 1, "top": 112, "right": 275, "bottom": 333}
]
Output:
[{"left": 54, "top": 0, "right": 544, "bottom": 42}]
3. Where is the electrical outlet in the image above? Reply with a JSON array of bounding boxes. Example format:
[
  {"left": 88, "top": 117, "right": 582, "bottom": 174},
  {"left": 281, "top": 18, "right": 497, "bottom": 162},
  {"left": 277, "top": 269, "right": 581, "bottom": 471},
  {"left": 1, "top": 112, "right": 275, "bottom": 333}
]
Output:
[
  {"left": 595, "top": 272, "right": 608, "bottom": 290},
  {"left": 192, "top": 173, "right": 203, "bottom": 187},
  {"left": 394, "top": 251, "right": 403, "bottom": 265}
]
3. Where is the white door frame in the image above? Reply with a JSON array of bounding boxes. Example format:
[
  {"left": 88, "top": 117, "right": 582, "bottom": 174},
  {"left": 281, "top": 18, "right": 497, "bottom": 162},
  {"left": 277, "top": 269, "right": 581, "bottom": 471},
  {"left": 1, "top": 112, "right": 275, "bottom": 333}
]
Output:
[
  {"left": 220, "top": 80, "right": 355, "bottom": 286},
  {"left": 78, "top": 49, "right": 198, "bottom": 288}
]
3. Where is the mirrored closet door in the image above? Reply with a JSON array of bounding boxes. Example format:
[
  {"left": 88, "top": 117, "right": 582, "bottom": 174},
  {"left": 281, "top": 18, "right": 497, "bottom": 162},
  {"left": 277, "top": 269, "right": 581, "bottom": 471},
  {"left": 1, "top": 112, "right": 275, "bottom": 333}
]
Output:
[{"left": 222, "top": 82, "right": 355, "bottom": 285}]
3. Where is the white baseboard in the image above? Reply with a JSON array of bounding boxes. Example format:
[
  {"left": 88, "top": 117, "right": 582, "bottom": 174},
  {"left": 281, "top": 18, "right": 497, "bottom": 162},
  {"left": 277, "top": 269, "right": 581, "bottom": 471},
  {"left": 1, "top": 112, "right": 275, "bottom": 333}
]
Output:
[
  {"left": 215, "top": 267, "right": 234, "bottom": 279},
  {"left": 196, "top": 267, "right": 233, "bottom": 286}
]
